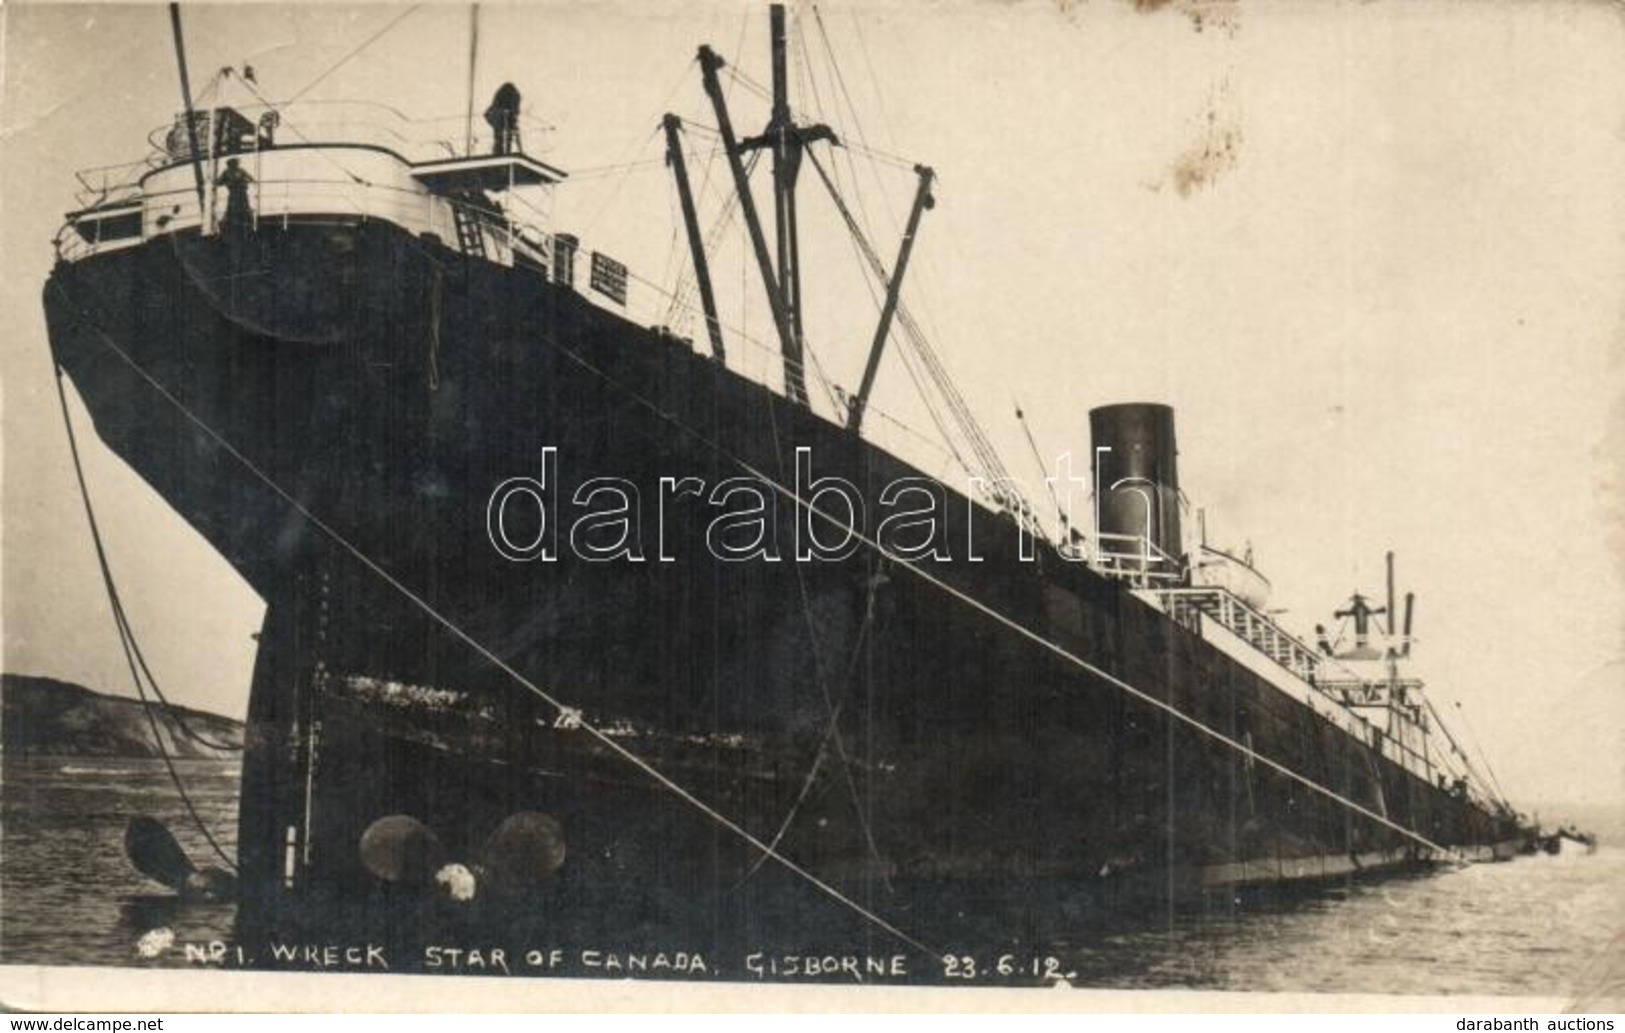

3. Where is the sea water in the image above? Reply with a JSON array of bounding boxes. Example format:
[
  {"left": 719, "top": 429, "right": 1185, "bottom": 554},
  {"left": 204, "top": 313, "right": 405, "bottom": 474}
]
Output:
[{"left": 2, "top": 756, "right": 1620, "bottom": 1003}]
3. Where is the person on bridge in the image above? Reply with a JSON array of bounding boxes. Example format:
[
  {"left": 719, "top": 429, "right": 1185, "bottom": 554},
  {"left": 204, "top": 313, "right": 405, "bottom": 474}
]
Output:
[{"left": 485, "top": 83, "right": 522, "bottom": 156}]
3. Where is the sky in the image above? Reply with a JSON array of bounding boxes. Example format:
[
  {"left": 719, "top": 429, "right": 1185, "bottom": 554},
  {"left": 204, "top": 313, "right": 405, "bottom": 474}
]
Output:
[{"left": 2, "top": 0, "right": 1621, "bottom": 820}]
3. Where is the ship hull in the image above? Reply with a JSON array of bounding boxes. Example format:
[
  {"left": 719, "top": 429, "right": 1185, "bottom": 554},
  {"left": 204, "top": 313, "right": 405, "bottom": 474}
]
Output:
[{"left": 44, "top": 223, "right": 1521, "bottom": 964}]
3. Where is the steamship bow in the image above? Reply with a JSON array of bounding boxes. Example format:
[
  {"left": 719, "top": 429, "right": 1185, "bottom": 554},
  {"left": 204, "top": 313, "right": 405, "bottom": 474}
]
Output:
[{"left": 44, "top": 7, "right": 1528, "bottom": 965}]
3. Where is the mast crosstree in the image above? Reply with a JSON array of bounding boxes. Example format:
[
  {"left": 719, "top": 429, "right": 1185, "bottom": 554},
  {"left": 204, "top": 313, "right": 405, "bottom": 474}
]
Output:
[{"left": 695, "top": 5, "right": 838, "bottom": 408}]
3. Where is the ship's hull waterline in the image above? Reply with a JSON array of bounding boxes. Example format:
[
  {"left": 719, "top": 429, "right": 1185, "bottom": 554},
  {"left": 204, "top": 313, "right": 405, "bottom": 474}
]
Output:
[{"left": 45, "top": 222, "right": 1518, "bottom": 955}]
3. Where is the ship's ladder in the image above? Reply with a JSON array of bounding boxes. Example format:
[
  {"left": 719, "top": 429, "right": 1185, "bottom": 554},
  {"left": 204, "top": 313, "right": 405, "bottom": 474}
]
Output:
[{"left": 452, "top": 203, "right": 487, "bottom": 259}]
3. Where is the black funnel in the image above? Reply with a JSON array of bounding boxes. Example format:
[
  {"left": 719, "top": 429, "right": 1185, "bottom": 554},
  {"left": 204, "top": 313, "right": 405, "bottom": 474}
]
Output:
[{"left": 1089, "top": 403, "right": 1183, "bottom": 575}]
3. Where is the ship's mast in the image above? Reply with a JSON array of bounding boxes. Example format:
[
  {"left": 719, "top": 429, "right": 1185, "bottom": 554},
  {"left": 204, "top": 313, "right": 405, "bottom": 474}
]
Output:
[
  {"left": 697, "top": 46, "right": 800, "bottom": 404},
  {"left": 166, "top": 3, "right": 209, "bottom": 224},
  {"left": 767, "top": 6, "right": 805, "bottom": 384},
  {"left": 849, "top": 164, "right": 935, "bottom": 436},
  {"left": 662, "top": 114, "right": 727, "bottom": 363},
  {"left": 464, "top": 5, "right": 481, "bottom": 157},
  {"left": 690, "top": 4, "right": 952, "bottom": 435},
  {"left": 697, "top": 5, "right": 835, "bottom": 407},
  {"left": 1384, "top": 551, "right": 1404, "bottom": 749}
]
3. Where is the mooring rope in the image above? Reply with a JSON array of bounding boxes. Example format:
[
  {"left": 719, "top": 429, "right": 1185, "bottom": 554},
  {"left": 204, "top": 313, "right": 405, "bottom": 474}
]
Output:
[
  {"left": 48, "top": 236, "right": 1470, "bottom": 943},
  {"left": 47, "top": 282, "right": 938, "bottom": 958},
  {"left": 49, "top": 364, "right": 240, "bottom": 871},
  {"left": 537, "top": 338, "right": 1474, "bottom": 866}
]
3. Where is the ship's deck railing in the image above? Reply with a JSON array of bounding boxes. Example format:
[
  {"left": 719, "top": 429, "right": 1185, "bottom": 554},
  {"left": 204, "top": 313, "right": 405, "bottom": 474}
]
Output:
[
  {"left": 1316, "top": 676, "right": 1426, "bottom": 708},
  {"left": 52, "top": 147, "right": 679, "bottom": 372},
  {"left": 1092, "top": 532, "right": 1184, "bottom": 589},
  {"left": 1155, "top": 586, "right": 1325, "bottom": 684},
  {"left": 142, "top": 100, "right": 504, "bottom": 168},
  {"left": 66, "top": 100, "right": 548, "bottom": 216},
  {"left": 72, "top": 158, "right": 164, "bottom": 211},
  {"left": 1315, "top": 674, "right": 1442, "bottom": 784},
  {"left": 57, "top": 168, "right": 517, "bottom": 266},
  {"left": 1154, "top": 584, "right": 1461, "bottom": 789}
]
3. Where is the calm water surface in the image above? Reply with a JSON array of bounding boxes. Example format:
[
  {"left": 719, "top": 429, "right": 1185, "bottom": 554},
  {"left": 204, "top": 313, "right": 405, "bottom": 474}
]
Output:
[{"left": 4, "top": 756, "right": 1621, "bottom": 1000}]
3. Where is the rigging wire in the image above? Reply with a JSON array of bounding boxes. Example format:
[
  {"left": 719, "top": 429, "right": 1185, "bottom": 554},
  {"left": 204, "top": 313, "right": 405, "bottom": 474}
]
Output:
[
  {"left": 47, "top": 367, "right": 241, "bottom": 759},
  {"left": 566, "top": 156, "right": 675, "bottom": 179},
  {"left": 92, "top": 2, "right": 1500, "bottom": 908},
  {"left": 792, "top": 8, "right": 834, "bottom": 163},
  {"left": 621, "top": 261, "right": 843, "bottom": 424},
  {"left": 656, "top": 19, "right": 741, "bottom": 327},
  {"left": 56, "top": 278, "right": 1479, "bottom": 869},
  {"left": 217, "top": 44, "right": 951, "bottom": 493},
  {"left": 463, "top": 5, "right": 479, "bottom": 157},
  {"left": 660, "top": 139, "right": 749, "bottom": 328},
  {"left": 657, "top": 178, "right": 684, "bottom": 325},
  {"left": 785, "top": 7, "right": 860, "bottom": 422},
  {"left": 569, "top": 52, "right": 700, "bottom": 238},
  {"left": 649, "top": 246, "right": 966, "bottom": 474},
  {"left": 808, "top": 141, "right": 970, "bottom": 478},
  {"left": 803, "top": 145, "right": 1040, "bottom": 535},
  {"left": 760, "top": 361, "right": 889, "bottom": 881},
  {"left": 723, "top": 66, "right": 773, "bottom": 105},
  {"left": 285, "top": 5, "right": 422, "bottom": 106},
  {"left": 571, "top": 124, "right": 663, "bottom": 240},
  {"left": 48, "top": 366, "right": 240, "bottom": 871},
  {"left": 831, "top": 3, "right": 959, "bottom": 384},
  {"left": 1418, "top": 697, "right": 1484, "bottom": 797},
  {"left": 109, "top": 593, "right": 242, "bottom": 754},
  {"left": 50, "top": 281, "right": 936, "bottom": 959},
  {"left": 493, "top": 155, "right": 845, "bottom": 410},
  {"left": 1015, "top": 399, "right": 1068, "bottom": 534},
  {"left": 231, "top": 73, "right": 376, "bottom": 207},
  {"left": 541, "top": 340, "right": 1476, "bottom": 864},
  {"left": 1446, "top": 698, "right": 1513, "bottom": 809},
  {"left": 811, "top": 5, "right": 893, "bottom": 243},
  {"left": 46, "top": 208, "right": 1515, "bottom": 957},
  {"left": 635, "top": 214, "right": 959, "bottom": 464},
  {"left": 541, "top": 137, "right": 972, "bottom": 481}
]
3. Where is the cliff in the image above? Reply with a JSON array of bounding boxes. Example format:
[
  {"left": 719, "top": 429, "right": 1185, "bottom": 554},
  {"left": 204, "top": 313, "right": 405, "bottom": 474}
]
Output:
[{"left": 2, "top": 673, "right": 243, "bottom": 759}]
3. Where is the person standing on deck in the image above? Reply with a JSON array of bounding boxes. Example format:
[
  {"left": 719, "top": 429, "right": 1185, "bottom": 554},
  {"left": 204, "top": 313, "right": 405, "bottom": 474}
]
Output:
[
  {"left": 485, "top": 83, "right": 522, "bottom": 156},
  {"left": 215, "top": 157, "right": 254, "bottom": 238}
]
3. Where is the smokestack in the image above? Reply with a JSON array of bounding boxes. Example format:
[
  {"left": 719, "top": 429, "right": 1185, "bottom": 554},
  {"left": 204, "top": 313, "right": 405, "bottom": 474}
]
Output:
[{"left": 1089, "top": 403, "right": 1182, "bottom": 575}]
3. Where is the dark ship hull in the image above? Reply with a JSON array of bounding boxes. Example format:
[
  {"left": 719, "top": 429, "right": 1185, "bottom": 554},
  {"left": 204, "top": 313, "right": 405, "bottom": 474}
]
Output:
[{"left": 45, "top": 219, "right": 1523, "bottom": 967}]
